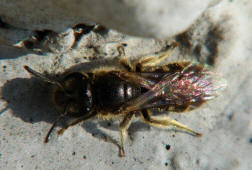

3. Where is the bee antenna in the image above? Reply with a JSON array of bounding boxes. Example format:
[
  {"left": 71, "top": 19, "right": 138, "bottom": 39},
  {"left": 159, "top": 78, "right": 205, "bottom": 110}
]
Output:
[{"left": 24, "top": 65, "right": 65, "bottom": 90}]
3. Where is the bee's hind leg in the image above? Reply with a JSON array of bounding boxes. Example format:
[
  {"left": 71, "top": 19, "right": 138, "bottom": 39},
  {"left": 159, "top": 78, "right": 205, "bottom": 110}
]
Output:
[
  {"left": 140, "top": 109, "right": 202, "bottom": 137},
  {"left": 119, "top": 42, "right": 177, "bottom": 72},
  {"left": 119, "top": 112, "right": 135, "bottom": 157},
  {"left": 135, "top": 43, "right": 178, "bottom": 72},
  {"left": 119, "top": 56, "right": 134, "bottom": 72}
]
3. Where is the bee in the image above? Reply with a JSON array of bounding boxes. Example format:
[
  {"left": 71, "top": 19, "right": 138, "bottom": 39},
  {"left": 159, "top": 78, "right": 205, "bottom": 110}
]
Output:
[{"left": 24, "top": 43, "right": 226, "bottom": 157}]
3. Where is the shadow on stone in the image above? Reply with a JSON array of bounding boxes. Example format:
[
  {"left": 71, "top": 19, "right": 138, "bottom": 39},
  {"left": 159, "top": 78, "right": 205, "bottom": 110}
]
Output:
[
  {"left": 0, "top": 45, "right": 36, "bottom": 59},
  {"left": 1, "top": 77, "right": 58, "bottom": 123}
]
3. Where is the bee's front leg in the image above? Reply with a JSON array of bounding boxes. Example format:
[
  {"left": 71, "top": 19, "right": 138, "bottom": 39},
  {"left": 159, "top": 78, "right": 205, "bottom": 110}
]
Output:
[{"left": 57, "top": 112, "right": 97, "bottom": 135}]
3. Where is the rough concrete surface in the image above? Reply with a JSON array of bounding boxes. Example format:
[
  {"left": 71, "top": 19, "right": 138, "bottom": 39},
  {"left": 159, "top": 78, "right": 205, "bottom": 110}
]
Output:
[{"left": 0, "top": 0, "right": 252, "bottom": 170}]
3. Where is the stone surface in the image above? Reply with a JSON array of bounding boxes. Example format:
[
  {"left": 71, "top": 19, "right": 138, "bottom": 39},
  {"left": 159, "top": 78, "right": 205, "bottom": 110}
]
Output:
[
  {"left": 0, "top": 0, "right": 252, "bottom": 170},
  {"left": 0, "top": 0, "right": 211, "bottom": 39}
]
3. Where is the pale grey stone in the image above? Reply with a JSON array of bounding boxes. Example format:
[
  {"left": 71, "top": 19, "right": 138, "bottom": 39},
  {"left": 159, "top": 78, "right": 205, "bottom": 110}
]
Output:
[
  {"left": 0, "top": 0, "right": 211, "bottom": 38},
  {"left": 0, "top": 0, "right": 252, "bottom": 170}
]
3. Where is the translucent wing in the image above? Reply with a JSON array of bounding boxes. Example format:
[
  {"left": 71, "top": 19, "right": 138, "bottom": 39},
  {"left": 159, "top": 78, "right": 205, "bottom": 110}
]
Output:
[
  {"left": 152, "top": 63, "right": 227, "bottom": 102},
  {"left": 117, "top": 63, "right": 227, "bottom": 113}
]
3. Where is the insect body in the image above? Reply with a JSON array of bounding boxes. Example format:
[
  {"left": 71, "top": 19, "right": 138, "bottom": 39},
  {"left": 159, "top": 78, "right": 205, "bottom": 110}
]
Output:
[{"left": 24, "top": 44, "right": 226, "bottom": 156}]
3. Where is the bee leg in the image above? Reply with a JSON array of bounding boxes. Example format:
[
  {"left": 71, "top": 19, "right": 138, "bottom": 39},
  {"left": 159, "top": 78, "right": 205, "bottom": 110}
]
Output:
[
  {"left": 140, "top": 109, "right": 202, "bottom": 137},
  {"left": 119, "top": 112, "right": 135, "bottom": 157},
  {"left": 44, "top": 115, "right": 65, "bottom": 143},
  {"left": 58, "top": 112, "right": 97, "bottom": 135},
  {"left": 119, "top": 42, "right": 177, "bottom": 72},
  {"left": 44, "top": 105, "right": 70, "bottom": 143},
  {"left": 119, "top": 57, "right": 134, "bottom": 72},
  {"left": 132, "top": 42, "right": 177, "bottom": 72}
]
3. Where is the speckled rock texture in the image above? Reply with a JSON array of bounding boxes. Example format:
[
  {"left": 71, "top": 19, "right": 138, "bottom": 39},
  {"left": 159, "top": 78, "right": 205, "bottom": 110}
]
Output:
[{"left": 0, "top": 0, "right": 252, "bottom": 170}]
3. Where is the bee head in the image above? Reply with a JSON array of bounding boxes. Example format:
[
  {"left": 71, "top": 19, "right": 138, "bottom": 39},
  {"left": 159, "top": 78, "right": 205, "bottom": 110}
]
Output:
[{"left": 53, "top": 72, "right": 93, "bottom": 117}]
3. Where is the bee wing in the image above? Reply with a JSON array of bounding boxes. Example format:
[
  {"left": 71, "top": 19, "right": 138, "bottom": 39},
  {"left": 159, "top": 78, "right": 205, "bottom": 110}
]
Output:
[
  {"left": 113, "top": 71, "right": 170, "bottom": 89},
  {"left": 113, "top": 71, "right": 158, "bottom": 89},
  {"left": 117, "top": 63, "right": 227, "bottom": 113}
]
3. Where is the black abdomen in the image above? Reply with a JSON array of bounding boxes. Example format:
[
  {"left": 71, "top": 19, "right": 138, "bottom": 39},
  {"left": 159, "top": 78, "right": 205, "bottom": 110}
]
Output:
[{"left": 92, "top": 73, "right": 141, "bottom": 113}]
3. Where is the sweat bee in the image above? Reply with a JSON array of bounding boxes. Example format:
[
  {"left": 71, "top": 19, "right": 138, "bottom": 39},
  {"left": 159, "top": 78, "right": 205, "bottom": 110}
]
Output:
[{"left": 24, "top": 43, "right": 226, "bottom": 157}]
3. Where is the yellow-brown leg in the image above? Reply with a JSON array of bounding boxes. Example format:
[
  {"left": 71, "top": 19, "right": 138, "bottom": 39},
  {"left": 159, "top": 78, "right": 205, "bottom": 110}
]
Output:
[
  {"left": 119, "top": 112, "right": 135, "bottom": 157},
  {"left": 58, "top": 112, "right": 97, "bottom": 135},
  {"left": 119, "top": 43, "right": 177, "bottom": 72},
  {"left": 140, "top": 110, "right": 202, "bottom": 136},
  {"left": 119, "top": 57, "right": 134, "bottom": 72},
  {"left": 135, "top": 44, "right": 177, "bottom": 68}
]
